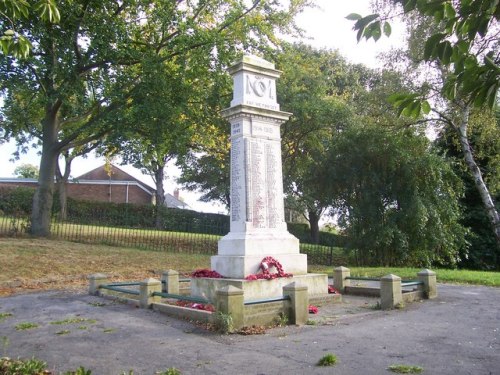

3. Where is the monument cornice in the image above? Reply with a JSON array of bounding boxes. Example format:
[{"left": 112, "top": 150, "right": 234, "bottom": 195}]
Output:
[
  {"left": 221, "top": 104, "right": 292, "bottom": 122},
  {"left": 228, "top": 60, "right": 281, "bottom": 78}
]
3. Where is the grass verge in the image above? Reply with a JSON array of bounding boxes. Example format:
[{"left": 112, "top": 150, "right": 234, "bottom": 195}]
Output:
[
  {"left": 0, "top": 238, "right": 210, "bottom": 296},
  {"left": 308, "top": 265, "right": 500, "bottom": 287}
]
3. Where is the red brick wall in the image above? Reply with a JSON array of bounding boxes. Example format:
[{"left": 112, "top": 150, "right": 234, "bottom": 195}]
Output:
[
  {"left": 67, "top": 183, "right": 152, "bottom": 204},
  {"left": 0, "top": 181, "right": 152, "bottom": 205}
]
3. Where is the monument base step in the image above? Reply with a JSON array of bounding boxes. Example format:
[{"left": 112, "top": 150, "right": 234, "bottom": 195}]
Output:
[
  {"left": 211, "top": 253, "right": 307, "bottom": 279},
  {"left": 191, "top": 273, "right": 328, "bottom": 303}
]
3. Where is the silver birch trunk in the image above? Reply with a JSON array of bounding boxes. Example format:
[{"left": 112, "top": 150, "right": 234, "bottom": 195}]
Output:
[{"left": 457, "top": 105, "right": 500, "bottom": 245}]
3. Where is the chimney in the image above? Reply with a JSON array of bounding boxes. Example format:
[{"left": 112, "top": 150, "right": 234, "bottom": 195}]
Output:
[{"left": 173, "top": 188, "right": 179, "bottom": 199}]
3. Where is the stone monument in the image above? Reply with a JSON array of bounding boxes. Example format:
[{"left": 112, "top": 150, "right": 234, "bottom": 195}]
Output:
[
  {"left": 192, "top": 55, "right": 327, "bottom": 301},
  {"left": 212, "top": 55, "right": 307, "bottom": 279}
]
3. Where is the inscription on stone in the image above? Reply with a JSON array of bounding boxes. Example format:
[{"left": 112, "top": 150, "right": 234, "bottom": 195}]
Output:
[
  {"left": 231, "top": 122, "right": 242, "bottom": 136},
  {"left": 244, "top": 138, "right": 252, "bottom": 223},
  {"left": 252, "top": 124, "right": 276, "bottom": 139},
  {"left": 265, "top": 142, "right": 279, "bottom": 228},
  {"left": 230, "top": 138, "right": 242, "bottom": 222},
  {"left": 250, "top": 140, "right": 266, "bottom": 228}
]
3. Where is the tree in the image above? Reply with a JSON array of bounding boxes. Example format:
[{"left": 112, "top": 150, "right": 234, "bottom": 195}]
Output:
[
  {"left": 436, "top": 108, "right": 500, "bottom": 269},
  {"left": 274, "top": 43, "right": 394, "bottom": 243},
  {"left": 1, "top": 0, "right": 59, "bottom": 57},
  {"left": 348, "top": 0, "right": 500, "bottom": 246},
  {"left": 1, "top": 0, "right": 311, "bottom": 236},
  {"left": 322, "top": 124, "right": 466, "bottom": 267},
  {"left": 13, "top": 163, "right": 38, "bottom": 178}
]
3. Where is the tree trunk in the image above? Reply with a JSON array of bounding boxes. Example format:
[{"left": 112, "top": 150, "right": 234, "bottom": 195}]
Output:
[
  {"left": 55, "top": 153, "right": 74, "bottom": 221},
  {"left": 308, "top": 209, "right": 320, "bottom": 244},
  {"left": 457, "top": 106, "right": 500, "bottom": 246},
  {"left": 31, "top": 114, "right": 59, "bottom": 236},
  {"left": 154, "top": 166, "right": 166, "bottom": 229}
]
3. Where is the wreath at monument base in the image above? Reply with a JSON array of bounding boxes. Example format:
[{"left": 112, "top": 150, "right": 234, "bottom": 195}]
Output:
[
  {"left": 191, "top": 269, "right": 224, "bottom": 278},
  {"left": 245, "top": 256, "right": 293, "bottom": 281}
]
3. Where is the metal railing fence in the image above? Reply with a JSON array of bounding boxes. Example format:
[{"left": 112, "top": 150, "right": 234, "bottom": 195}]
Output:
[{"left": 0, "top": 212, "right": 348, "bottom": 266}]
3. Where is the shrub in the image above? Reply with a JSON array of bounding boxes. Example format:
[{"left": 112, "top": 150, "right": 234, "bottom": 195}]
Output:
[{"left": 0, "top": 186, "right": 35, "bottom": 215}]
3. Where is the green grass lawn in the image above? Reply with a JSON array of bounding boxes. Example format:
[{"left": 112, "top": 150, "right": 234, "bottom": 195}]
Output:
[{"left": 309, "top": 265, "right": 500, "bottom": 287}]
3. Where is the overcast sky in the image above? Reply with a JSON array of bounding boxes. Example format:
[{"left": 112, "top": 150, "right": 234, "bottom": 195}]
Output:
[{"left": 0, "top": 1, "right": 405, "bottom": 213}]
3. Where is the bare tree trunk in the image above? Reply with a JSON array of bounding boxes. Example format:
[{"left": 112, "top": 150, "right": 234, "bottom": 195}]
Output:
[
  {"left": 457, "top": 105, "right": 500, "bottom": 246},
  {"left": 55, "top": 153, "right": 73, "bottom": 221},
  {"left": 307, "top": 209, "right": 321, "bottom": 244},
  {"left": 154, "top": 166, "right": 165, "bottom": 229},
  {"left": 31, "top": 115, "right": 59, "bottom": 236}
]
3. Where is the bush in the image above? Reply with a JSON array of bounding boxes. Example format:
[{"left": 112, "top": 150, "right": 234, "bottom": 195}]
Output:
[
  {"left": 0, "top": 186, "right": 35, "bottom": 215},
  {"left": 287, "top": 222, "right": 345, "bottom": 246},
  {"left": 65, "top": 199, "right": 230, "bottom": 235}
]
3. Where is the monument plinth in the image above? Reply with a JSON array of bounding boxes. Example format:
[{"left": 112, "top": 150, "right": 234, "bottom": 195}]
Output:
[
  {"left": 211, "top": 55, "right": 307, "bottom": 279},
  {"left": 192, "top": 55, "right": 327, "bottom": 301}
]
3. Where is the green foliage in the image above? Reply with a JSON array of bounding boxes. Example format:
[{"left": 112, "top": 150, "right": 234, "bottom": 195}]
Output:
[
  {"left": 323, "top": 125, "right": 467, "bottom": 267},
  {"left": 14, "top": 322, "right": 38, "bottom": 330},
  {"left": 50, "top": 317, "right": 96, "bottom": 325},
  {"left": 349, "top": 0, "right": 499, "bottom": 109},
  {"left": 214, "top": 311, "right": 234, "bottom": 334},
  {"left": 13, "top": 164, "right": 39, "bottom": 179},
  {"left": 287, "top": 223, "right": 345, "bottom": 247},
  {"left": 1, "top": 0, "right": 312, "bottom": 236},
  {"left": 64, "top": 367, "right": 92, "bottom": 375},
  {"left": 0, "top": 0, "right": 59, "bottom": 58},
  {"left": 0, "top": 313, "right": 13, "bottom": 322},
  {"left": 65, "top": 199, "right": 229, "bottom": 235},
  {"left": 157, "top": 368, "right": 182, "bottom": 375},
  {"left": 273, "top": 313, "right": 289, "bottom": 327},
  {"left": 388, "top": 364, "right": 423, "bottom": 373},
  {"left": 0, "top": 187, "right": 35, "bottom": 215},
  {"left": 0, "top": 356, "right": 48, "bottom": 375},
  {"left": 317, "top": 353, "right": 338, "bottom": 366},
  {"left": 435, "top": 109, "right": 500, "bottom": 270},
  {"left": 273, "top": 43, "right": 359, "bottom": 241}
]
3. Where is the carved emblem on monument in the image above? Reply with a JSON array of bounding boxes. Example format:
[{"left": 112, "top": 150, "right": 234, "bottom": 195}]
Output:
[{"left": 246, "top": 74, "right": 274, "bottom": 99}]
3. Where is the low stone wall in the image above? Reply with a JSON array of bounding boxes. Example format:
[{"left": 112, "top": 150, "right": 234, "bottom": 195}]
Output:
[
  {"left": 333, "top": 267, "right": 437, "bottom": 310},
  {"left": 89, "top": 272, "right": 314, "bottom": 331},
  {"left": 244, "top": 301, "right": 288, "bottom": 327},
  {"left": 153, "top": 303, "right": 214, "bottom": 324},
  {"left": 345, "top": 286, "right": 380, "bottom": 297}
]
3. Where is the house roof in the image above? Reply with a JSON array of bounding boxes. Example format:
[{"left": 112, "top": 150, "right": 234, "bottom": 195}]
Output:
[
  {"left": 76, "top": 164, "right": 189, "bottom": 209},
  {"left": 75, "top": 164, "right": 154, "bottom": 194}
]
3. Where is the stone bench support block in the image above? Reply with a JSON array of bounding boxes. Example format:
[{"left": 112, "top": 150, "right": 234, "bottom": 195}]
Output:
[
  {"left": 162, "top": 270, "right": 179, "bottom": 294},
  {"left": 418, "top": 269, "right": 437, "bottom": 299},
  {"left": 380, "top": 274, "right": 402, "bottom": 310},
  {"left": 283, "top": 282, "right": 308, "bottom": 325},
  {"left": 216, "top": 285, "right": 244, "bottom": 332},
  {"left": 334, "top": 266, "right": 350, "bottom": 293},
  {"left": 139, "top": 278, "right": 161, "bottom": 308},
  {"left": 88, "top": 273, "right": 108, "bottom": 295}
]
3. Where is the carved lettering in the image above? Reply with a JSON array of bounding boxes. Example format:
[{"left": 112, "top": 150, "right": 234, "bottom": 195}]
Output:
[{"left": 230, "top": 138, "right": 242, "bottom": 222}]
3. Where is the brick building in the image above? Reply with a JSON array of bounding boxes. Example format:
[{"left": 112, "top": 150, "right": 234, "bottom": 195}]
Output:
[{"left": 0, "top": 164, "right": 188, "bottom": 209}]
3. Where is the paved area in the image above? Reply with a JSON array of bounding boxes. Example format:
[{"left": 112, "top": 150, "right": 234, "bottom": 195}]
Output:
[{"left": 0, "top": 284, "right": 499, "bottom": 374}]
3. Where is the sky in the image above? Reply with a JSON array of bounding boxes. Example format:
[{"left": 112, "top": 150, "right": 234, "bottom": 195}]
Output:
[{"left": 0, "top": 0, "right": 404, "bottom": 214}]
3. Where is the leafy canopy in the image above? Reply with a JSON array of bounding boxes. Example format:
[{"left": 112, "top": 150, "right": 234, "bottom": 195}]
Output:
[{"left": 348, "top": 0, "right": 499, "bottom": 111}]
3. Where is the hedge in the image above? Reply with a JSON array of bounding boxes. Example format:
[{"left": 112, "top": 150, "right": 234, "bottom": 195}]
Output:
[{"left": 0, "top": 186, "right": 343, "bottom": 243}]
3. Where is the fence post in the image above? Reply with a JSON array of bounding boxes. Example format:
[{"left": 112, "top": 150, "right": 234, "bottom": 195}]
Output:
[
  {"left": 139, "top": 278, "right": 161, "bottom": 308},
  {"left": 380, "top": 274, "right": 402, "bottom": 310},
  {"left": 216, "top": 285, "right": 244, "bottom": 332},
  {"left": 334, "top": 266, "right": 350, "bottom": 293},
  {"left": 283, "top": 282, "right": 308, "bottom": 325},
  {"left": 161, "top": 270, "right": 179, "bottom": 294},
  {"left": 88, "top": 273, "right": 108, "bottom": 295},
  {"left": 417, "top": 269, "right": 437, "bottom": 299}
]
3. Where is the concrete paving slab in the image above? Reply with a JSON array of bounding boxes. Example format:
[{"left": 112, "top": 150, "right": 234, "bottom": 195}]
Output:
[{"left": 0, "top": 284, "right": 499, "bottom": 374}]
